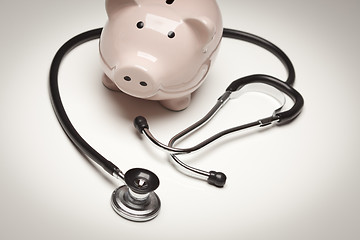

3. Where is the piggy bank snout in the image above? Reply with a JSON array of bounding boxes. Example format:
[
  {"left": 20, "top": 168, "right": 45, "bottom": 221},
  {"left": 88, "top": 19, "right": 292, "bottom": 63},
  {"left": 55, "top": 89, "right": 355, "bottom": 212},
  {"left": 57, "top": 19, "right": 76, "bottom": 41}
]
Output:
[{"left": 114, "top": 66, "right": 160, "bottom": 98}]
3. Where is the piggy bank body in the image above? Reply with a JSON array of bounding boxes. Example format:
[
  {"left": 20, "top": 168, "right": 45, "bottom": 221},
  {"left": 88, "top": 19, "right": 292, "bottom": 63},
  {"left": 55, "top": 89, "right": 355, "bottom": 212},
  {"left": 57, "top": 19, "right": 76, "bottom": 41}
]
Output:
[{"left": 100, "top": 0, "right": 223, "bottom": 111}]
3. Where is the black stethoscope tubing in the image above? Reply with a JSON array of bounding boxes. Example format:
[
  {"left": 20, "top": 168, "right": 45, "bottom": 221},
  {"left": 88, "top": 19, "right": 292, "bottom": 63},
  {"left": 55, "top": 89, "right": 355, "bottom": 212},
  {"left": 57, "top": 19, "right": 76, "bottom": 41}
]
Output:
[
  {"left": 49, "top": 28, "right": 124, "bottom": 179},
  {"left": 49, "top": 27, "right": 303, "bottom": 184},
  {"left": 222, "top": 28, "right": 295, "bottom": 86}
]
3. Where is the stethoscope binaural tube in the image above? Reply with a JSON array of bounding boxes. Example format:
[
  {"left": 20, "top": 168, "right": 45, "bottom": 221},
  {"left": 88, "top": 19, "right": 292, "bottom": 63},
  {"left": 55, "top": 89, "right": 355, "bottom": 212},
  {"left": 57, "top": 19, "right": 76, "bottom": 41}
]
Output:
[
  {"left": 134, "top": 75, "right": 304, "bottom": 187},
  {"left": 134, "top": 29, "right": 304, "bottom": 187},
  {"left": 226, "top": 74, "right": 304, "bottom": 124},
  {"left": 49, "top": 28, "right": 124, "bottom": 179}
]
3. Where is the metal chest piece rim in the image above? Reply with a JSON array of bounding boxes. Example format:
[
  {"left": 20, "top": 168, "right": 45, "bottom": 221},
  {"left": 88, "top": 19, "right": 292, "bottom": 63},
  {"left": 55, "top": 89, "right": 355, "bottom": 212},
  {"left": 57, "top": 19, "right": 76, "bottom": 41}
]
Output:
[{"left": 111, "top": 168, "right": 161, "bottom": 222}]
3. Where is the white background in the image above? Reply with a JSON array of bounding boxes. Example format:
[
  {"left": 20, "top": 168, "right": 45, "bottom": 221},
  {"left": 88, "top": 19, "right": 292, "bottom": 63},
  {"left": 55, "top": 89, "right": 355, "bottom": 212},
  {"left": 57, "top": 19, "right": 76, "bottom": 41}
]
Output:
[{"left": 1, "top": 0, "right": 359, "bottom": 239}]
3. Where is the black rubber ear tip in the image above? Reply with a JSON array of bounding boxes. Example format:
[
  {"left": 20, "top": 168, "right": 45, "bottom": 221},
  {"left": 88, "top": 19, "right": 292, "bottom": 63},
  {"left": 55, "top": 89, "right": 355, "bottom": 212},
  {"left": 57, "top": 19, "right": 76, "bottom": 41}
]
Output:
[
  {"left": 207, "top": 171, "right": 227, "bottom": 187},
  {"left": 134, "top": 116, "right": 149, "bottom": 134},
  {"left": 125, "top": 168, "right": 160, "bottom": 194}
]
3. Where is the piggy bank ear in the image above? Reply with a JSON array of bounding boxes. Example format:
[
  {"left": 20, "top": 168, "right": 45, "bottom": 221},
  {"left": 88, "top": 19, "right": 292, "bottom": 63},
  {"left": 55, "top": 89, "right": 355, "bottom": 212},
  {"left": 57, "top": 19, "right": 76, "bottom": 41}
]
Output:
[
  {"left": 184, "top": 17, "right": 217, "bottom": 45},
  {"left": 106, "top": 0, "right": 138, "bottom": 18}
]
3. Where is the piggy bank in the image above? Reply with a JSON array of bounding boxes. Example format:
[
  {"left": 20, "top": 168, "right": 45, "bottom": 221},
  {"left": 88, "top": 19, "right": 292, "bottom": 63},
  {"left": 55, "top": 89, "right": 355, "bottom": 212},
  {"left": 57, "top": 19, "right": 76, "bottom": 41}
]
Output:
[{"left": 100, "top": 0, "right": 223, "bottom": 111}]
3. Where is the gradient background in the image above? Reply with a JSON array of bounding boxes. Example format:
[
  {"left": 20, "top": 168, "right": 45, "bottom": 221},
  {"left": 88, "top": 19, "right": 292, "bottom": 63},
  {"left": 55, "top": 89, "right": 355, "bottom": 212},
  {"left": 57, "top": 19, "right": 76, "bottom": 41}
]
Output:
[{"left": 1, "top": 0, "right": 359, "bottom": 239}]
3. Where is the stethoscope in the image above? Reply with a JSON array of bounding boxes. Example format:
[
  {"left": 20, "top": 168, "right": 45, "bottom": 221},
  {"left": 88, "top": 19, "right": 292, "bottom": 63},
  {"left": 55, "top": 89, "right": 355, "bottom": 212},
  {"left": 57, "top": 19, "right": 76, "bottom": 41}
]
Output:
[{"left": 49, "top": 28, "right": 304, "bottom": 222}]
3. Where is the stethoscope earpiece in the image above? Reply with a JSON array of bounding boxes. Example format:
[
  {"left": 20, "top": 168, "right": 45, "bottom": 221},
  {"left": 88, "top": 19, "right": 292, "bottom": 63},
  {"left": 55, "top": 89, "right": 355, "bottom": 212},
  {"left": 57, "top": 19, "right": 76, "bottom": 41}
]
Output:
[
  {"left": 208, "top": 171, "right": 227, "bottom": 187},
  {"left": 111, "top": 168, "right": 161, "bottom": 222}
]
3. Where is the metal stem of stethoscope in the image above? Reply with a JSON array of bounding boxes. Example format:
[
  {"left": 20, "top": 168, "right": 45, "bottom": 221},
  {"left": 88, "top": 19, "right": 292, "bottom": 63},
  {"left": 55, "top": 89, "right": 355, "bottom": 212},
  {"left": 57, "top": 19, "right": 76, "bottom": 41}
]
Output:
[
  {"left": 134, "top": 86, "right": 285, "bottom": 187},
  {"left": 167, "top": 91, "right": 281, "bottom": 185},
  {"left": 136, "top": 91, "right": 280, "bottom": 155}
]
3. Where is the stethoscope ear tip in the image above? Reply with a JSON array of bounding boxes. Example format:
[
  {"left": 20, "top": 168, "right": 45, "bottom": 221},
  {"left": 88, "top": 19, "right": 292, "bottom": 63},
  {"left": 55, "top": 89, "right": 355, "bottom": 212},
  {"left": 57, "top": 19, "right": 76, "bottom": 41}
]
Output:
[
  {"left": 207, "top": 171, "right": 227, "bottom": 187},
  {"left": 134, "top": 116, "right": 149, "bottom": 134}
]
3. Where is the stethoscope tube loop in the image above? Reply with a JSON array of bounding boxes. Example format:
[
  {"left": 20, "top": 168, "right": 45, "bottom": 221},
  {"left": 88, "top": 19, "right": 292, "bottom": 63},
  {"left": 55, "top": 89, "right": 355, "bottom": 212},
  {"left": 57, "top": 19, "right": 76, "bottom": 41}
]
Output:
[
  {"left": 48, "top": 28, "right": 126, "bottom": 180},
  {"left": 226, "top": 74, "right": 304, "bottom": 125},
  {"left": 49, "top": 28, "right": 161, "bottom": 221},
  {"left": 223, "top": 28, "right": 296, "bottom": 86},
  {"left": 135, "top": 73, "right": 303, "bottom": 157}
]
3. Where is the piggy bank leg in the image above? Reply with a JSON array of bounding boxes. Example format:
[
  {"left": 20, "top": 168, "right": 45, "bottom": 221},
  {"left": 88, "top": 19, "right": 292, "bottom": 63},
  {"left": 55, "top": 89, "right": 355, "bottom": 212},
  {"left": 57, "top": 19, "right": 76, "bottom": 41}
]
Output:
[
  {"left": 160, "top": 95, "right": 191, "bottom": 111},
  {"left": 102, "top": 74, "right": 120, "bottom": 91}
]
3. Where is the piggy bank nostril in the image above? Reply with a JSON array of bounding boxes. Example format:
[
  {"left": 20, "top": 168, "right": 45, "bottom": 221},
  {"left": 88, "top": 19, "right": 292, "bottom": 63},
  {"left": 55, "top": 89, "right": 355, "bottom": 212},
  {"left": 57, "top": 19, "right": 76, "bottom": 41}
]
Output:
[
  {"left": 136, "top": 21, "right": 144, "bottom": 29},
  {"left": 168, "top": 31, "right": 175, "bottom": 38},
  {"left": 124, "top": 76, "right": 132, "bottom": 81},
  {"left": 140, "top": 81, "right": 148, "bottom": 87},
  {"left": 166, "top": 0, "right": 175, "bottom": 4}
]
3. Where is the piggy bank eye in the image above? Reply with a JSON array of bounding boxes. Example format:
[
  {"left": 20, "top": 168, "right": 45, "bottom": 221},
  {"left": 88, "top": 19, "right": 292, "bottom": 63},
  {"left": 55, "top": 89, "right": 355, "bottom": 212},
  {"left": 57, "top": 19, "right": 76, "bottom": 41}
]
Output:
[
  {"left": 168, "top": 31, "right": 175, "bottom": 38},
  {"left": 166, "top": 0, "right": 175, "bottom": 4},
  {"left": 136, "top": 21, "right": 144, "bottom": 29}
]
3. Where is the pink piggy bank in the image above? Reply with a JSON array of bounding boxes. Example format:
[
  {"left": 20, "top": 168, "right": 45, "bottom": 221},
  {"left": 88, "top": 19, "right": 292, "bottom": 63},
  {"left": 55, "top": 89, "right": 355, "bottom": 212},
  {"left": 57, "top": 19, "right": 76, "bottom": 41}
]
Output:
[{"left": 100, "top": 0, "right": 223, "bottom": 111}]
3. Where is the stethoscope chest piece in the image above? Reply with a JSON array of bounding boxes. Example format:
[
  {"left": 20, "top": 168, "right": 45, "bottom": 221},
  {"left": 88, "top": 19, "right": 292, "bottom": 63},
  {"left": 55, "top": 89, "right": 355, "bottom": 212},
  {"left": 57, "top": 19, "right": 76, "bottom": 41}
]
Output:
[{"left": 111, "top": 168, "right": 161, "bottom": 222}]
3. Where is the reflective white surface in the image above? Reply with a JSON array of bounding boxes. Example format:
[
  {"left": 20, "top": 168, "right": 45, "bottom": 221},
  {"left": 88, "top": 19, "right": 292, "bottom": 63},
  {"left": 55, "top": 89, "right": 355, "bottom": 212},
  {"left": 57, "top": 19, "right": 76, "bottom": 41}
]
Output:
[{"left": 1, "top": 0, "right": 359, "bottom": 239}]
